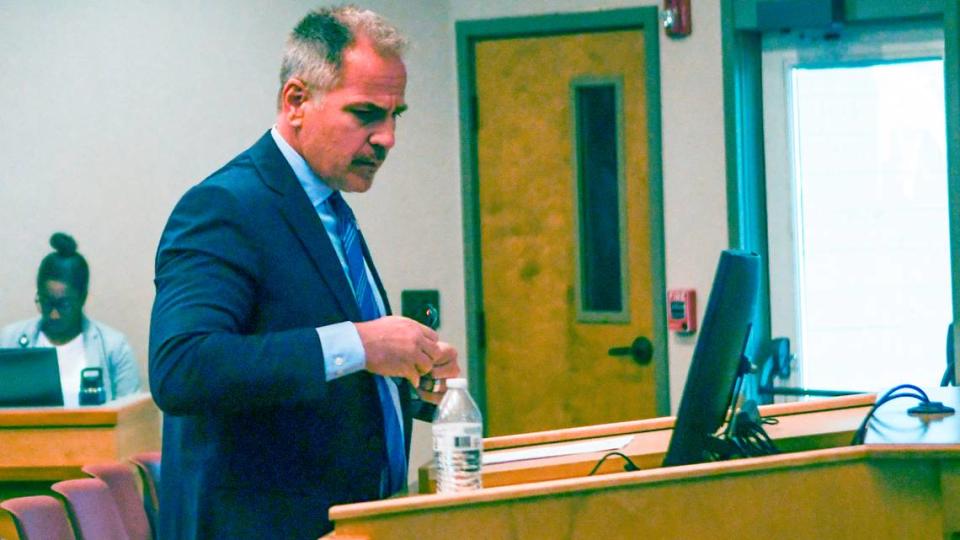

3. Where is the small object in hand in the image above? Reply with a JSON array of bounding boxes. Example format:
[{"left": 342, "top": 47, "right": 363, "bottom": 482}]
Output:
[
  {"left": 418, "top": 375, "right": 445, "bottom": 393},
  {"left": 415, "top": 303, "right": 445, "bottom": 393}
]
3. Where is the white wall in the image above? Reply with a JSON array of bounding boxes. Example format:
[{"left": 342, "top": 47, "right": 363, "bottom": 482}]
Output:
[
  {"left": 0, "top": 0, "right": 304, "bottom": 368},
  {"left": 0, "top": 0, "right": 729, "bottom": 480},
  {"left": 0, "top": 0, "right": 462, "bottom": 376}
]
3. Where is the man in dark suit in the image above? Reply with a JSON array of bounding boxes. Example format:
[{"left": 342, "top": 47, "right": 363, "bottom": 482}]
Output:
[{"left": 149, "top": 6, "right": 459, "bottom": 539}]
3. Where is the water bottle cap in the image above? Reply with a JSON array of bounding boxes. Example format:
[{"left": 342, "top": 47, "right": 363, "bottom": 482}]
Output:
[{"left": 446, "top": 378, "right": 467, "bottom": 389}]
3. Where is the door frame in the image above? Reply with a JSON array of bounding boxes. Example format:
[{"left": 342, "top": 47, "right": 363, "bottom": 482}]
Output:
[
  {"left": 455, "top": 7, "right": 669, "bottom": 424},
  {"left": 721, "top": 0, "right": 960, "bottom": 376}
]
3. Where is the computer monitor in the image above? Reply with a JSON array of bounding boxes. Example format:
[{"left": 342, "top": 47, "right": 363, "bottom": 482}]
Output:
[
  {"left": 662, "top": 249, "right": 761, "bottom": 467},
  {"left": 0, "top": 348, "right": 63, "bottom": 407}
]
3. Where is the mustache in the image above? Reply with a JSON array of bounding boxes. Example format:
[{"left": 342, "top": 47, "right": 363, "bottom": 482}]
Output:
[{"left": 356, "top": 146, "right": 388, "bottom": 164}]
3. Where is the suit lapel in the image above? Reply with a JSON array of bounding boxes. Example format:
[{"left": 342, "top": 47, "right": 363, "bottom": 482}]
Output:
[{"left": 246, "top": 132, "right": 362, "bottom": 321}]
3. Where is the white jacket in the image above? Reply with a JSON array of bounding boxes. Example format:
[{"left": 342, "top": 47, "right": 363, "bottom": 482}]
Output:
[{"left": 0, "top": 315, "right": 141, "bottom": 401}]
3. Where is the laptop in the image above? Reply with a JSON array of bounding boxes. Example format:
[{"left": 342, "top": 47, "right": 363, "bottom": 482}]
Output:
[{"left": 0, "top": 348, "right": 63, "bottom": 407}]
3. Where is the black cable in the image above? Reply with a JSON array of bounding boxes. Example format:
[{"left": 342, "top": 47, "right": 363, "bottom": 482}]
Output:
[
  {"left": 941, "top": 362, "right": 954, "bottom": 387},
  {"left": 750, "top": 423, "right": 779, "bottom": 454},
  {"left": 866, "top": 412, "right": 931, "bottom": 441},
  {"left": 722, "top": 361, "right": 751, "bottom": 441},
  {"left": 864, "top": 412, "right": 903, "bottom": 431},
  {"left": 852, "top": 394, "right": 921, "bottom": 445},
  {"left": 942, "top": 323, "right": 954, "bottom": 386},
  {"left": 721, "top": 395, "right": 780, "bottom": 458},
  {"left": 587, "top": 451, "right": 640, "bottom": 476},
  {"left": 851, "top": 384, "right": 931, "bottom": 445},
  {"left": 733, "top": 419, "right": 780, "bottom": 456}
]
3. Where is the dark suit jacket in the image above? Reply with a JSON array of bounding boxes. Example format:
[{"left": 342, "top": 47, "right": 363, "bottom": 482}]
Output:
[{"left": 150, "top": 132, "right": 430, "bottom": 539}]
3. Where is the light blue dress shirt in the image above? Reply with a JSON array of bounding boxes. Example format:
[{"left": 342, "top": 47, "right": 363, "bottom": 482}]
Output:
[
  {"left": 269, "top": 128, "right": 391, "bottom": 381},
  {"left": 270, "top": 128, "right": 404, "bottom": 449}
]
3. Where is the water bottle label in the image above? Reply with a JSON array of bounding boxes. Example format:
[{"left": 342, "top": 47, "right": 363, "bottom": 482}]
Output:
[
  {"left": 433, "top": 421, "right": 483, "bottom": 493},
  {"left": 432, "top": 423, "right": 482, "bottom": 451}
]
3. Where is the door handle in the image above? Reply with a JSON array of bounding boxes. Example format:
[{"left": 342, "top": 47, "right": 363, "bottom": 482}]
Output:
[{"left": 608, "top": 337, "right": 653, "bottom": 365}]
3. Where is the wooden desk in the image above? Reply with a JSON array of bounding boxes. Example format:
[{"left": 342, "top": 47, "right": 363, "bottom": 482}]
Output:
[
  {"left": 0, "top": 392, "right": 161, "bottom": 538},
  {"left": 0, "top": 392, "right": 160, "bottom": 492},
  {"left": 323, "top": 389, "right": 960, "bottom": 539}
]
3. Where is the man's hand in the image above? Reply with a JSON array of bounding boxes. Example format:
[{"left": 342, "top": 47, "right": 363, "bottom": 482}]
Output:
[
  {"left": 415, "top": 341, "right": 460, "bottom": 404},
  {"left": 355, "top": 316, "right": 458, "bottom": 387}
]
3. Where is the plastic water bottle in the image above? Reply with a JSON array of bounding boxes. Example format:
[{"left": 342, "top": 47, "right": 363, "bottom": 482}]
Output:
[{"left": 432, "top": 378, "right": 483, "bottom": 493}]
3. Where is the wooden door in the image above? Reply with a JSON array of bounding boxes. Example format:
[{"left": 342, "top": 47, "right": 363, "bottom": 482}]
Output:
[{"left": 474, "top": 29, "right": 665, "bottom": 436}]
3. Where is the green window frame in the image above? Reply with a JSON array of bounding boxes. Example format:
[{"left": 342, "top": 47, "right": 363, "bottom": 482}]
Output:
[{"left": 721, "top": 0, "right": 960, "bottom": 359}]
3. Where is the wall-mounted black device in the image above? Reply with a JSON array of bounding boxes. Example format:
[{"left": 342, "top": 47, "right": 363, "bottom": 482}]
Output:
[{"left": 401, "top": 289, "right": 440, "bottom": 329}]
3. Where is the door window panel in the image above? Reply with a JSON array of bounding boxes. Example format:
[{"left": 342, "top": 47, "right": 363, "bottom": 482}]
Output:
[{"left": 572, "top": 78, "right": 629, "bottom": 322}]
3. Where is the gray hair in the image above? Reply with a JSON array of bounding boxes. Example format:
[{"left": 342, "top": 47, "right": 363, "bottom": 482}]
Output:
[{"left": 279, "top": 5, "right": 407, "bottom": 100}]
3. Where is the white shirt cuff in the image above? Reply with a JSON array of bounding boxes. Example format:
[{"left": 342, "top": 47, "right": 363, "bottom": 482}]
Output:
[{"left": 317, "top": 321, "right": 366, "bottom": 381}]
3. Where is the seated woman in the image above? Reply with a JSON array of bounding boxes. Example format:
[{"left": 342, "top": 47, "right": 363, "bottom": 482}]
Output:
[{"left": 0, "top": 233, "right": 141, "bottom": 405}]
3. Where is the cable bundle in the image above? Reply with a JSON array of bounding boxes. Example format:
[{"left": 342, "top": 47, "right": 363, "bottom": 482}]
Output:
[
  {"left": 851, "top": 384, "right": 953, "bottom": 445},
  {"left": 716, "top": 399, "right": 780, "bottom": 459}
]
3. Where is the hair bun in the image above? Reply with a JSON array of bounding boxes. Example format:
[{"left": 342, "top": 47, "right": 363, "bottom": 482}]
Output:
[{"left": 49, "top": 232, "right": 78, "bottom": 257}]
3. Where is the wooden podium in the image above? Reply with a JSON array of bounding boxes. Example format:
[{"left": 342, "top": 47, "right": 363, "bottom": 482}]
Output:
[
  {"left": 0, "top": 392, "right": 160, "bottom": 497},
  {"left": 0, "top": 392, "right": 161, "bottom": 538},
  {"left": 322, "top": 388, "right": 960, "bottom": 539}
]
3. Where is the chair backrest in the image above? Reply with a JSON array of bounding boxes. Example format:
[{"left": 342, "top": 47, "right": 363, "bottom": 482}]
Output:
[
  {"left": 0, "top": 495, "right": 74, "bottom": 540},
  {"left": 52, "top": 477, "right": 130, "bottom": 540},
  {"left": 128, "top": 451, "right": 161, "bottom": 537},
  {"left": 83, "top": 462, "right": 152, "bottom": 540}
]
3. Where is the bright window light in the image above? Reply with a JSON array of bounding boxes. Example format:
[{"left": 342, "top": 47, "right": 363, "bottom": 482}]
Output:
[{"left": 792, "top": 59, "right": 949, "bottom": 392}]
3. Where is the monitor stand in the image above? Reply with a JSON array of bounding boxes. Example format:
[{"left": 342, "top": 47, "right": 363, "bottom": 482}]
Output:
[{"left": 707, "top": 356, "right": 780, "bottom": 461}]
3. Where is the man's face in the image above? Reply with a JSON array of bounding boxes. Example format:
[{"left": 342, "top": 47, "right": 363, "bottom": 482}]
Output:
[{"left": 295, "top": 38, "right": 407, "bottom": 192}]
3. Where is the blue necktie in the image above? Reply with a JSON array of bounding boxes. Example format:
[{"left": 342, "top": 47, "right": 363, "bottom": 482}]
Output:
[{"left": 327, "top": 191, "right": 406, "bottom": 495}]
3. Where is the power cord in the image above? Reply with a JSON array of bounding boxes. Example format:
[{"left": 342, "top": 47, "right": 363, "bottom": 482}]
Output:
[
  {"left": 726, "top": 399, "right": 780, "bottom": 458},
  {"left": 587, "top": 451, "right": 640, "bottom": 476},
  {"left": 851, "top": 384, "right": 954, "bottom": 445},
  {"left": 713, "top": 357, "right": 780, "bottom": 460}
]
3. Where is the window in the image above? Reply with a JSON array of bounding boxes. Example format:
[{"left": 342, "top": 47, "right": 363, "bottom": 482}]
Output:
[
  {"left": 572, "top": 77, "right": 628, "bottom": 322},
  {"left": 762, "top": 24, "right": 949, "bottom": 393}
]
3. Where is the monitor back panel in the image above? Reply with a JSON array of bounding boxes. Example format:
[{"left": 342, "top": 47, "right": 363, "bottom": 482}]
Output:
[{"left": 0, "top": 348, "right": 63, "bottom": 407}]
